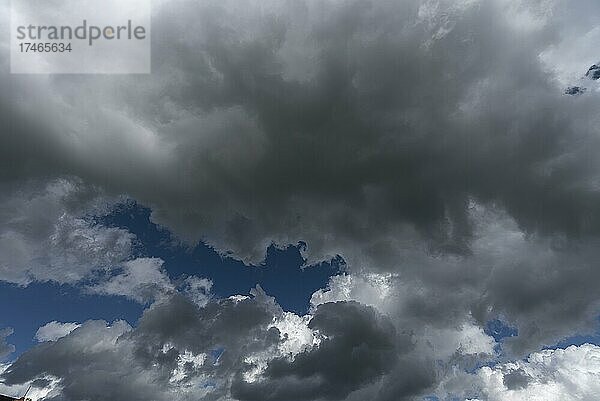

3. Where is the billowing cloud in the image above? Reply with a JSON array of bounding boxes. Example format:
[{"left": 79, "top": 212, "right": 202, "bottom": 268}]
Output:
[
  {"left": 439, "top": 343, "right": 600, "bottom": 401},
  {"left": 231, "top": 301, "right": 403, "bottom": 401},
  {"left": 2, "top": 320, "right": 154, "bottom": 401},
  {"left": 1, "top": 291, "right": 428, "bottom": 401},
  {"left": 2, "top": 0, "right": 600, "bottom": 266}
]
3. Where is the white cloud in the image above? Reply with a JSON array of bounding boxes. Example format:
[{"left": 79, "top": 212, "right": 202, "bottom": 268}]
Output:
[
  {"left": 181, "top": 276, "right": 213, "bottom": 307},
  {"left": 88, "top": 258, "right": 175, "bottom": 303},
  {"left": 169, "top": 350, "right": 207, "bottom": 384},
  {"left": 271, "top": 312, "right": 321, "bottom": 357},
  {"left": 420, "top": 323, "right": 497, "bottom": 361},
  {"left": 35, "top": 321, "right": 81, "bottom": 342},
  {"left": 440, "top": 343, "right": 600, "bottom": 401},
  {"left": 310, "top": 272, "right": 397, "bottom": 313}
]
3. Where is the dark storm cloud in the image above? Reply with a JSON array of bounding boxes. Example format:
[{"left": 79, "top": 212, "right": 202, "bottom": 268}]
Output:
[
  {"left": 1, "top": 320, "right": 167, "bottom": 401},
  {"left": 231, "top": 301, "right": 406, "bottom": 401},
  {"left": 503, "top": 368, "right": 530, "bottom": 390},
  {"left": 3, "top": 0, "right": 600, "bottom": 267},
  {"left": 138, "top": 0, "right": 600, "bottom": 265},
  {"left": 478, "top": 236, "right": 600, "bottom": 356},
  {"left": 1, "top": 292, "right": 279, "bottom": 401},
  {"left": 130, "top": 288, "right": 280, "bottom": 374}
]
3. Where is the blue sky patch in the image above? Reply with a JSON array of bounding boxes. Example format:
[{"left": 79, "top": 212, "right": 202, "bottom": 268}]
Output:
[{"left": 1, "top": 202, "right": 341, "bottom": 359}]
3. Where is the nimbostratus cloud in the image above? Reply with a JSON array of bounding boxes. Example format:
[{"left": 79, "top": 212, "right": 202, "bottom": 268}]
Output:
[
  {"left": 3, "top": 0, "right": 600, "bottom": 266},
  {"left": 2, "top": 0, "right": 600, "bottom": 400}
]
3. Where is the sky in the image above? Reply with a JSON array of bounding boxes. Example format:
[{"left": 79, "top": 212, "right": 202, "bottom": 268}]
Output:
[
  {"left": 0, "top": 202, "right": 341, "bottom": 358},
  {"left": 3, "top": 0, "right": 600, "bottom": 400}
]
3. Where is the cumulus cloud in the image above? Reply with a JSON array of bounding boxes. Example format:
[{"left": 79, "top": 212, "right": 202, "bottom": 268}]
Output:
[
  {"left": 231, "top": 301, "right": 403, "bottom": 401},
  {"left": 2, "top": 320, "right": 154, "bottom": 401},
  {"left": 308, "top": 203, "right": 600, "bottom": 358},
  {"left": 35, "top": 322, "right": 81, "bottom": 343},
  {"left": 439, "top": 343, "right": 600, "bottom": 401},
  {"left": 0, "top": 291, "right": 432, "bottom": 401}
]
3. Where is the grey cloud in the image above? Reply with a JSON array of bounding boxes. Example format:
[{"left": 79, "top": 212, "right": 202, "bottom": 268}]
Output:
[
  {"left": 0, "top": 328, "right": 15, "bottom": 360},
  {"left": 87, "top": 258, "right": 175, "bottom": 303},
  {"left": 375, "top": 365, "right": 435, "bottom": 401},
  {"left": 0, "top": 179, "right": 134, "bottom": 285},
  {"left": 131, "top": 288, "right": 279, "bottom": 370},
  {"left": 232, "top": 301, "right": 407, "bottom": 401},
  {"left": 503, "top": 368, "right": 530, "bottom": 390},
  {"left": 2, "top": 294, "right": 431, "bottom": 401},
  {"left": 140, "top": 0, "right": 600, "bottom": 264},
  {"left": 309, "top": 206, "right": 600, "bottom": 358},
  {"left": 0, "top": 179, "right": 200, "bottom": 305},
  {"left": 1, "top": 320, "right": 167, "bottom": 401},
  {"left": 4, "top": 0, "right": 600, "bottom": 266}
]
